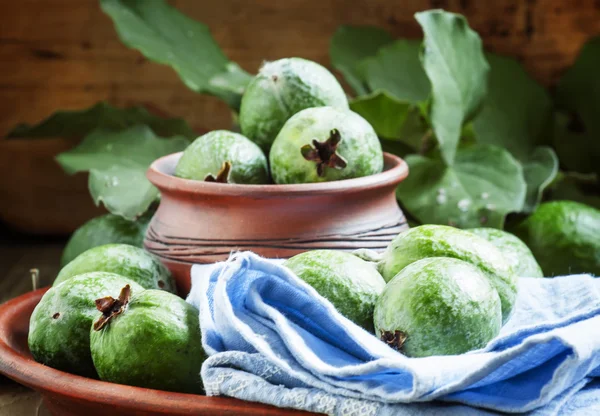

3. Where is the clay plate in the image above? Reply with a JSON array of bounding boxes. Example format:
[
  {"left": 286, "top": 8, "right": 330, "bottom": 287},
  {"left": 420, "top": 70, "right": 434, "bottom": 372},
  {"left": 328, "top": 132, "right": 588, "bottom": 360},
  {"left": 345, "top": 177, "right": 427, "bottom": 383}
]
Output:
[
  {"left": 145, "top": 151, "right": 409, "bottom": 294},
  {"left": 0, "top": 289, "right": 314, "bottom": 416}
]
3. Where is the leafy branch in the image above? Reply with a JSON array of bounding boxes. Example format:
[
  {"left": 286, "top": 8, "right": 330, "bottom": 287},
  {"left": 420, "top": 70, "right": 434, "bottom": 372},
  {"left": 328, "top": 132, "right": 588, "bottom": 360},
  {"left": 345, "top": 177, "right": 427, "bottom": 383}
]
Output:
[{"left": 328, "top": 10, "right": 599, "bottom": 229}]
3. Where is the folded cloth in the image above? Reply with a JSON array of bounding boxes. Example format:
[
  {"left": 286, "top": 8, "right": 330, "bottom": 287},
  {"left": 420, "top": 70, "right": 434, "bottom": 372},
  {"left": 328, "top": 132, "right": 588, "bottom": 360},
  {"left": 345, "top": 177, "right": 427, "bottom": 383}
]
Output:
[{"left": 186, "top": 252, "right": 600, "bottom": 415}]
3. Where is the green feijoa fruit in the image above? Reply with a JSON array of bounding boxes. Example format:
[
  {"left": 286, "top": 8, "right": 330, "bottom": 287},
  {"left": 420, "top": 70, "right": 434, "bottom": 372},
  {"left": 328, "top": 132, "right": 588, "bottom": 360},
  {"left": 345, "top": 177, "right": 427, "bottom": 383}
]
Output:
[
  {"left": 514, "top": 201, "right": 600, "bottom": 276},
  {"left": 374, "top": 257, "right": 502, "bottom": 358},
  {"left": 239, "top": 57, "right": 349, "bottom": 152},
  {"left": 269, "top": 107, "right": 383, "bottom": 184},
  {"left": 90, "top": 287, "right": 205, "bottom": 394},
  {"left": 28, "top": 273, "right": 144, "bottom": 378},
  {"left": 174, "top": 130, "right": 269, "bottom": 184},
  {"left": 61, "top": 211, "right": 152, "bottom": 267},
  {"left": 378, "top": 225, "right": 517, "bottom": 323},
  {"left": 468, "top": 228, "right": 543, "bottom": 278},
  {"left": 283, "top": 250, "right": 386, "bottom": 331},
  {"left": 54, "top": 244, "right": 176, "bottom": 293}
]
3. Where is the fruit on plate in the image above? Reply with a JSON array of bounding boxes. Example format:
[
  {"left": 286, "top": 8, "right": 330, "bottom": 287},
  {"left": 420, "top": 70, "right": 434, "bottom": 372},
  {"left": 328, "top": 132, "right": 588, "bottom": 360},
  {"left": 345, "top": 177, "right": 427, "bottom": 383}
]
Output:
[
  {"left": 378, "top": 225, "right": 517, "bottom": 323},
  {"left": 174, "top": 130, "right": 269, "bottom": 184},
  {"left": 283, "top": 250, "right": 386, "bottom": 331},
  {"left": 28, "top": 273, "right": 144, "bottom": 378},
  {"left": 468, "top": 228, "right": 543, "bottom": 278},
  {"left": 61, "top": 211, "right": 152, "bottom": 267},
  {"left": 514, "top": 201, "right": 600, "bottom": 276},
  {"left": 374, "top": 257, "right": 502, "bottom": 357},
  {"left": 239, "top": 57, "right": 349, "bottom": 152},
  {"left": 90, "top": 287, "right": 205, "bottom": 394},
  {"left": 53, "top": 244, "right": 176, "bottom": 293},
  {"left": 269, "top": 107, "right": 383, "bottom": 184}
]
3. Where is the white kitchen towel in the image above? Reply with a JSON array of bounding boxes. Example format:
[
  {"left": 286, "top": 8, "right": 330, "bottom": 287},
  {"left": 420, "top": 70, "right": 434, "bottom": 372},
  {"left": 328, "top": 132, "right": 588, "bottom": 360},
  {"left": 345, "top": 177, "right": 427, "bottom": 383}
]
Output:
[{"left": 186, "top": 251, "right": 600, "bottom": 415}]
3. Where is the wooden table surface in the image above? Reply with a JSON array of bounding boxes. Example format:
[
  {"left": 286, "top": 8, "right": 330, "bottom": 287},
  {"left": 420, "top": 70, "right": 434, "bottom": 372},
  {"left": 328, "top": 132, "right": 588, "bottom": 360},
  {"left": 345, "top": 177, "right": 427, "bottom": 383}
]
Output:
[{"left": 0, "top": 223, "right": 64, "bottom": 415}]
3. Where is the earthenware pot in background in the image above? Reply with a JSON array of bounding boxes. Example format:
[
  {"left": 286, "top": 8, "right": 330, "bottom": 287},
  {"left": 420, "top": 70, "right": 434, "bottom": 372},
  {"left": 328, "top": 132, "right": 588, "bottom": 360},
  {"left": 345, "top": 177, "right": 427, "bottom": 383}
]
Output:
[
  {"left": 0, "top": 137, "right": 104, "bottom": 235},
  {"left": 145, "top": 152, "right": 409, "bottom": 294}
]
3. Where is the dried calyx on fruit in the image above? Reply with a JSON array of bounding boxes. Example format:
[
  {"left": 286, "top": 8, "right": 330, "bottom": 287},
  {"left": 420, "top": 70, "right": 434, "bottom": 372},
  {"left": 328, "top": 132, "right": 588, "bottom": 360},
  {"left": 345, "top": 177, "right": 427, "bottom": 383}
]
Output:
[
  {"left": 380, "top": 329, "right": 407, "bottom": 352},
  {"left": 94, "top": 285, "right": 131, "bottom": 331},
  {"left": 301, "top": 129, "right": 347, "bottom": 177},
  {"left": 204, "top": 161, "right": 232, "bottom": 183}
]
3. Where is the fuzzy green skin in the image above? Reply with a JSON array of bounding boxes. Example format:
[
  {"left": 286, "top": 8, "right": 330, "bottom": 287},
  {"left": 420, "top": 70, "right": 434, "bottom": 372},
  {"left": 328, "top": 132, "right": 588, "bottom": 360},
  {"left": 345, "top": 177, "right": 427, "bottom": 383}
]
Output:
[
  {"left": 269, "top": 107, "right": 384, "bottom": 184},
  {"left": 28, "top": 273, "right": 144, "bottom": 378},
  {"left": 61, "top": 212, "right": 151, "bottom": 267},
  {"left": 514, "top": 201, "right": 600, "bottom": 276},
  {"left": 90, "top": 290, "right": 205, "bottom": 394},
  {"left": 374, "top": 257, "right": 502, "bottom": 357},
  {"left": 283, "top": 250, "right": 386, "bottom": 331},
  {"left": 468, "top": 228, "right": 543, "bottom": 278},
  {"left": 379, "top": 225, "right": 517, "bottom": 323},
  {"left": 54, "top": 244, "right": 176, "bottom": 293},
  {"left": 239, "top": 58, "right": 349, "bottom": 152},
  {"left": 174, "top": 130, "right": 269, "bottom": 184}
]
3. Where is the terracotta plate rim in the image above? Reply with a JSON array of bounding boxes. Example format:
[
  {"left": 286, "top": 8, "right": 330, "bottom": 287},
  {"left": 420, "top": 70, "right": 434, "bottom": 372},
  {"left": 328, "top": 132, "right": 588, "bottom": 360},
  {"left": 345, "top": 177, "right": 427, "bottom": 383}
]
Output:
[{"left": 0, "top": 289, "right": 310, "bottom": 415}]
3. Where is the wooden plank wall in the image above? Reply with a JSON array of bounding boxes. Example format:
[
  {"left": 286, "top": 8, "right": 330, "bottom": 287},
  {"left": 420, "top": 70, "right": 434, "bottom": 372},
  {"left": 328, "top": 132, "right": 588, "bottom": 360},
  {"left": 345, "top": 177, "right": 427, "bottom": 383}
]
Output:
[{"left": 1, "top": 0, "right": 599, "bottom": 136}]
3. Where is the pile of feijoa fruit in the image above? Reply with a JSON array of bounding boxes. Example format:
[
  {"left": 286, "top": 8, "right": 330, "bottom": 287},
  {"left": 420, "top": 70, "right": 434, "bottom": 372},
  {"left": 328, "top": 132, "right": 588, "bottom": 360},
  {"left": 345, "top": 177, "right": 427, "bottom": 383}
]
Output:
[
  {"left": 29, "top": 223, "right": 542, "bottom": 395},
  {"left": 28, "top": 57, "right": 553, "bottom": 396},
  {"left": 173, "top": 58, "right": 384, "bottom": 185},
  {"left": 29, "top": 244, "right": 205, "bottom": 394}
]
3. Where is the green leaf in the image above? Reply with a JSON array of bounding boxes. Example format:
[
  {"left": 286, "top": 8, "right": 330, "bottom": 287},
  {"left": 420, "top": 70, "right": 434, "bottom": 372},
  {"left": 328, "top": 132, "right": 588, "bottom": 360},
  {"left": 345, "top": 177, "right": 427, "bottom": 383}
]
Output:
[
  {"left": 546, "top": 171, "right": 600, "bottom": 210},
  {"left": 552, "top": 111, "right": 598, "bottom": 175},
  {"left": 7, "top": 102, "right": 195, "bottom": 139},
  {"left": 522, "top": 147, "right": 559, "bottom": 212},
  {"left": 554, "top": 37, "right": 600, "bottom": 176},
  {"left": 396, "top": 144, "right": 526, "bottom": 228},
  {"left": 330, "top": 26, "right": 394, "bottom": 95},
  {"left": 472, "top": 53, "right": 552, "bottom": 160},
  {"left": 360, "top": 39, "right": 430, "bottom": 103},
  {"left": 471, "top": 53, "right": 556, "bottom": 213},
  {"left": 100, "top": 0, "right": 252, "bottom": 111},
  {"left": 349, "top": 91, "right": 428, "bottom": 150},
  {"left": 56, "top": 125, "right": 189, "bottom": 220},
  {"left": 415, "top": 10, "right": 489, "bottom": 165}
]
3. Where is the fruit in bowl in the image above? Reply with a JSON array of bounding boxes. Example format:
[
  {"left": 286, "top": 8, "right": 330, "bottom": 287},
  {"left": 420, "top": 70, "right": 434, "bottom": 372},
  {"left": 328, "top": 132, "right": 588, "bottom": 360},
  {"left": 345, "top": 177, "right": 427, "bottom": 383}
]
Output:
[
  {"left": 239, "top": 57, "right": 349, "bottom": 152},
  {"left": 174, "top": 130, "right": 269, "bottom": 184},
  {"left": 269, "top": 107, "right": 384, "bottom": 184}
]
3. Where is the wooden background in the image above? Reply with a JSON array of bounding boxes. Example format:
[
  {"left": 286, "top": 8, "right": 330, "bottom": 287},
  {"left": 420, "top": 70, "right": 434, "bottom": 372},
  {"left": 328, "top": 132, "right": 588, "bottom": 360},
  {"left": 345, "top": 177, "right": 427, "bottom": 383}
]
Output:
[
  {"left": 0, "top": 2, "right": 599, "bottom": 408},
  {"left": 1, "top": 0, "right": 600, "bottom": 137}
]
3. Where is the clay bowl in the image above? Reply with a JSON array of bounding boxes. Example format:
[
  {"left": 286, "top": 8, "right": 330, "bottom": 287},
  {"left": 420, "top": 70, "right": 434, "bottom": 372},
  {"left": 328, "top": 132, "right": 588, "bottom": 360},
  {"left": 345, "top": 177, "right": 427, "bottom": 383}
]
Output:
[
  {"left": 144, "top": 152, "right": 409, "bottom": 294},
  {"left": 0, "top": 288, "right": 314, "bottom": 416}
]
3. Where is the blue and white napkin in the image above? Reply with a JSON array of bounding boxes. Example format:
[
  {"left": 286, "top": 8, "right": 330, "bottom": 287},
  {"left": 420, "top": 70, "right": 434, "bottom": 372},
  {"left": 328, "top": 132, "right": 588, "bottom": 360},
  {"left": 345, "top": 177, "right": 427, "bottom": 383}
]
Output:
[{"left": 186, "top": 251, "right": 600, "bottom": 415}]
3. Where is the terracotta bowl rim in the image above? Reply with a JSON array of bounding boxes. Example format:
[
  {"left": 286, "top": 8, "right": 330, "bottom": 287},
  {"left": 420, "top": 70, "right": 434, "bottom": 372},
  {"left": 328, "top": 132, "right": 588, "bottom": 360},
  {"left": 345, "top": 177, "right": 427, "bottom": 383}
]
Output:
[
  {"left": 0, "top": 289, "right": 308, "bottom": 414},
  {"left": 147, "top": 151, "right": 408, "bottom": 196}
]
